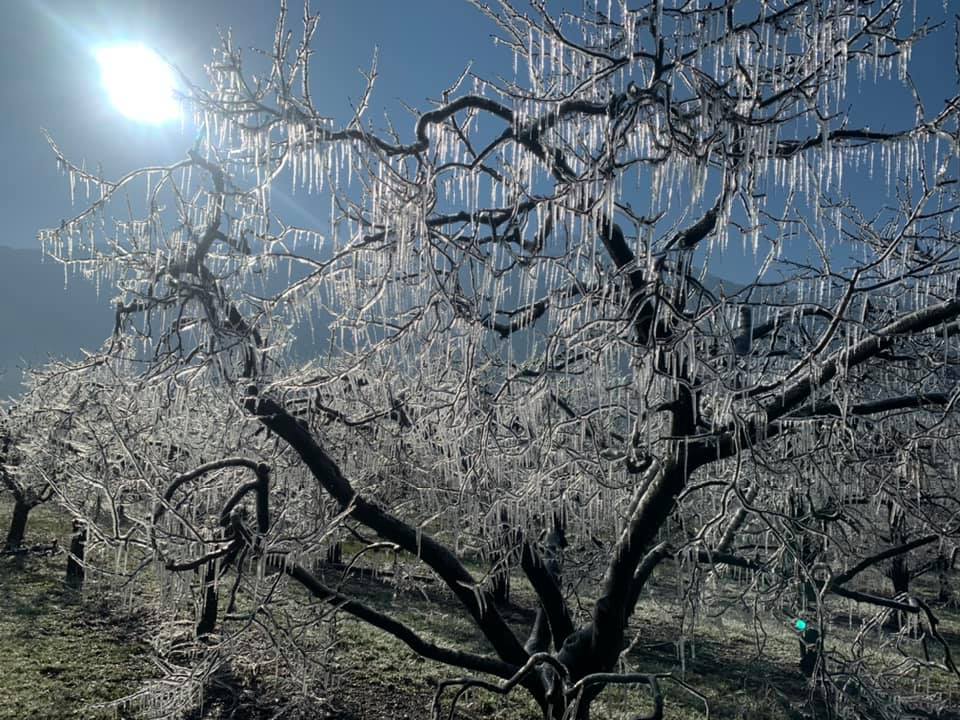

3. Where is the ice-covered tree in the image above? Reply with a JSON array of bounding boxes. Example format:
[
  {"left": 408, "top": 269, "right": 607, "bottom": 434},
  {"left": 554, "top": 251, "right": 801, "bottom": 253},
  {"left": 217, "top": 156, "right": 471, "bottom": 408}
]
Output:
[
  {"left": 0, "top": 400, "right": 54, "bottom": 552},
  {"left": 37, "top": 1, "right": 960, "bottom": 717}
]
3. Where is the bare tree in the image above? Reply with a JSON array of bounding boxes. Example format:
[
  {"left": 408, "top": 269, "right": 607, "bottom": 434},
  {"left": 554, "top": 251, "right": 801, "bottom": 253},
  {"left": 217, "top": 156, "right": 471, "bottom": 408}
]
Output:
[
  {"left": 1, "top": 386, "right": 57, "bottom": 552},
  {"left": 35, "top": 1, "right": 960, "bottom": 718}
]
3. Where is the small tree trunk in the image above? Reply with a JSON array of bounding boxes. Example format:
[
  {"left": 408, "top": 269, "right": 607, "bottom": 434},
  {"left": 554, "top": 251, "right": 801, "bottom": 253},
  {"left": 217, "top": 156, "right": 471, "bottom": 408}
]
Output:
[
  {"left": 325, "top": 540, "right": 342, "bottom": 565},
  {"left": 890, "top": 557, "right": 910, "bottom": 596},
  {"left": 798, "top": 627, "right": 820, "bottom": 677},
  {"left": 4, "top": 497, "right": 31, "bottom": 551},
  {"left": 490, "top": 508, "right": 516, "bottom": 606},
  {"left": 64, "top": 519, "right": 87, "bottom": 591},
  {"left": 937, "top": 554, "right": 951, "bottom": 604},
  {"left": 884, "top": 558, "right": 911, "bottom": 630},
  {"left": 197, "top": 563, "right": 219, "bottom": 637}
]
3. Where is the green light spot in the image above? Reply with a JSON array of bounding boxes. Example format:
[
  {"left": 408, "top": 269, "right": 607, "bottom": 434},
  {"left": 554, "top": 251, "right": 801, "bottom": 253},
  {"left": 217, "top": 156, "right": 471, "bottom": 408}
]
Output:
[{"left": 795, "top": 619, "right": 807, "bottom": 631}]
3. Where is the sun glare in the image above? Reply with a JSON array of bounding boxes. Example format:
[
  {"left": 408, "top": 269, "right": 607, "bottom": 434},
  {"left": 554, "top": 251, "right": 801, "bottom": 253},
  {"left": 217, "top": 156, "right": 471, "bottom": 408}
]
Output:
[{"left": 95, "top": 44, "right": 179, "bottom": 124}]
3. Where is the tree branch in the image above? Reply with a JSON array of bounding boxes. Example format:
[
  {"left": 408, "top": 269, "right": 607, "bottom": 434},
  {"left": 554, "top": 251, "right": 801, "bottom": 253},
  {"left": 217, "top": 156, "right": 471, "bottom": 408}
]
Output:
[
  {"left": 245, "top": 388, "right": 530, "bottom": 668},
  {"left": 277, "top": 557, "right": 519, "bottom": 680},
  {"left": 154, "top": 457, "right": 263, "bottom": 523},
  {"left": 520, "top": 541, "right": 575, "bottom": 649},
  {"left": 830, "top": 534, "right": 939, "bottom": 588}
]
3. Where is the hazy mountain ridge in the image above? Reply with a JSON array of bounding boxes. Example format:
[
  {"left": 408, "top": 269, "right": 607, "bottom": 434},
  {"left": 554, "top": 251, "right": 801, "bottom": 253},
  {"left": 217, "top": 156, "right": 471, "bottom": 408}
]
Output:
[{"left": 0, "top": 246, "right": 113, "bottom": 399}]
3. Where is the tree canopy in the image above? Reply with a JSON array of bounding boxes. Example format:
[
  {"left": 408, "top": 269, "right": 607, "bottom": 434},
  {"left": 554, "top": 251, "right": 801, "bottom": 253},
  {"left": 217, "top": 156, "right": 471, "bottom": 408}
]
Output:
[{"left": 23, "top": 1, "right": 960, "bottom": 718}]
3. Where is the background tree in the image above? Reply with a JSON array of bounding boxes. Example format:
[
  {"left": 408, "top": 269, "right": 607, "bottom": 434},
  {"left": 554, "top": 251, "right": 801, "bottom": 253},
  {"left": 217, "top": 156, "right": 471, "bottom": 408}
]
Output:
[
  {"left": 17, "top": 356, "right": 345, "bottom": 717},
  {"left": 35, "top": 1, "right": 960, "bottom": 718},
  {"left": 0, "top": 412, "right": 51, "bottom": 552},
  {"left": 1, "top": 381, "right": 60, "bottom": 552}
]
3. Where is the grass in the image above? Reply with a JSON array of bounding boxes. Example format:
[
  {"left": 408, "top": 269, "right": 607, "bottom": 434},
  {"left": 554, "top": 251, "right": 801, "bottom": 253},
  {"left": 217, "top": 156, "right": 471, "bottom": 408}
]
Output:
[
  {"left": 299, "top": 558, "right": 806, "bottom": 720},
  {"left": 1, "top": 499, "right": 958, "bottom": 719},
  {"left": 314, "top": 547, "right": 960, "bottom": 719},
  {"left": 0, "top": 500, "right": 150, "bottom": 720}
]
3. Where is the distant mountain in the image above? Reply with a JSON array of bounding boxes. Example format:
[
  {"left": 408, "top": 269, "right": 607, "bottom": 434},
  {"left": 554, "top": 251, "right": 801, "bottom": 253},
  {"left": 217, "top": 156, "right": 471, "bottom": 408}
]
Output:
[{"left": 0, "top": 246, "right": 113, "bottom": 400}]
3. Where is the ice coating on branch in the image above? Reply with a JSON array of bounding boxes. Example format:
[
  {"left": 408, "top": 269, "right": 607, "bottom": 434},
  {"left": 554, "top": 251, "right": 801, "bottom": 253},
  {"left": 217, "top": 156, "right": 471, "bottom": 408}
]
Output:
[{"left": 27, "top": 2, "right": 960, "bottom": 713}]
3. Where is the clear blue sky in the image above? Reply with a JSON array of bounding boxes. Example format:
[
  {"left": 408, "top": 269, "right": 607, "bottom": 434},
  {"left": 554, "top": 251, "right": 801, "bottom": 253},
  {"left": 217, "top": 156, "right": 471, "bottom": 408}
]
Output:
[
  {"left": 0, "top": 0, "right": 511, "bottom": 250},
  {"left": 0, "top": 0, "right": 956, "bottom": 279}
]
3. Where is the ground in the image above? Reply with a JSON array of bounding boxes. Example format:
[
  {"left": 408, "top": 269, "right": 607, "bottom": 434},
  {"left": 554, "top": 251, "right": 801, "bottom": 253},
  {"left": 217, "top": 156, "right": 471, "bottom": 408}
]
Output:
[
  {"left": 0, "top": 502, "right": 148, "bottom": 720},
  {"left": 1, "top": 499, "right": 958, "bottom": 719}
]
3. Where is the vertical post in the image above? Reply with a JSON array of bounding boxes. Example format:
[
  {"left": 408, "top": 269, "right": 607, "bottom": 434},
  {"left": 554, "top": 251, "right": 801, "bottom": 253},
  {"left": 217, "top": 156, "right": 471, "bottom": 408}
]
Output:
[{"left": 65, "top": 519, "right": 87, "bottom": 591}]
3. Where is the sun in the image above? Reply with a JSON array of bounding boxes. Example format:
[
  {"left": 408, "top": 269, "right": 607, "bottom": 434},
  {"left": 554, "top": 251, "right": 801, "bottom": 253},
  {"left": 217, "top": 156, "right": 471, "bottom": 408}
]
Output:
[{"left": 95, "top": 44, "right": 179, "bottom": 124}]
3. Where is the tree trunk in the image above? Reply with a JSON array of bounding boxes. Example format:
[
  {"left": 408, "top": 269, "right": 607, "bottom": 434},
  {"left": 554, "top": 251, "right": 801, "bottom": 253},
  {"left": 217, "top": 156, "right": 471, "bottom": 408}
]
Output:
[
  {"left": 325, "top": 540, "right": 342, "bottom": 565},
  {"left": 64, "top": 519, "right": 86, "bottom": 591},
  {"left": 798, "top": 627, "right": 820, "bottom": 677},
  {"left": 890, "top": 556, "right": 910, "bottom": 595},
  {"left": 197, "top": 562, "right": 219, "bottom": 637},
  {"left": 4, "top": 498, "right": 31, "bottom": 551},
  {"left": 937, "top": 554, "right": 951, "bottom": 604},
  {"left": 884, "top": 557, "right": 911, "bottom": 630},
  {"left": 490, "top": 508, "right": 517, "bottom": 606}
]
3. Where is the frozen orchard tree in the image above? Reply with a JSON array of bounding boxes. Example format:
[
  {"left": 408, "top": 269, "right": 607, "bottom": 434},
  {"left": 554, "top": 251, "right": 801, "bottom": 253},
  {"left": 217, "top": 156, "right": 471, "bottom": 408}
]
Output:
[
  {"left": 18, "top": 355, "right": 342, "bottom": 717},
  {"left": 38, "top": 1, "right": 960, "bottom": 718}
]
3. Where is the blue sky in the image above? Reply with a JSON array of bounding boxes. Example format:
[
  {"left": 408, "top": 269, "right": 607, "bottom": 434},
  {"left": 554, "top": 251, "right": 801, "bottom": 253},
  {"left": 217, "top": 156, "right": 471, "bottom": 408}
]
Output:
[
  {"left": 0, "top": 0, "right": 512, "bottom": 251},
  {"left": 1, "top": 0, "right": 957, "bottom": 282},
  {"left": 0, "top": 1, "right": 957, "bottom": 397}
]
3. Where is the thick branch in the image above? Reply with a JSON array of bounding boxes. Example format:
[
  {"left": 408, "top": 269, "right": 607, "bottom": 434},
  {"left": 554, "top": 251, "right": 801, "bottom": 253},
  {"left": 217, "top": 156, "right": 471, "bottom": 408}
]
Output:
[
  {"left": 829, "top": 585, "right": 920, "bottom": 613},
  {"left": 663, "top": 195, "right": 721, "bottom": 252},
  {"left": 520, "top": 542, "right": 575, "bottom": 648},
  {"left": 831, "top": 534, "right": 939, "bottom": 588},
  {"left": 165, "top": 539, "right": 240, "bottom": 572},
  {"left": 591, "top": 461, "right": 688, "bottom": 673},
  {"left": 776, "top": 128, "right": 919, "bottom": 158},
  {"left": 625, "top": 541, "right": 672, "bottom": 613},
  {"left": 694, "top": 548, "right": 766, "bottom": 572},
  {"left": 154, "top": 457, "right": 263, "bottom": 523},
  {"left": 795, "top": 394, "right": 950, "bottom": 419},
  {"left": 245, "top": 388, "right": 529, "bottom": 668},
  {"left": 279, "top": 557, "right": 518, "bottom": 679},
  {"left": 693, "top": 297, "right": 960, "bottom": 467},
  {"left": 763, "top": 298, "right": 960, "bottom": 424}
]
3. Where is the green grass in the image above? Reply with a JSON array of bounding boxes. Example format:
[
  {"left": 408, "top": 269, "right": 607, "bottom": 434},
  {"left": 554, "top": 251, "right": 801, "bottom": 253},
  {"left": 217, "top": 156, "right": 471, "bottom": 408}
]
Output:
[{"left": 0, "top": 500, "right": 150, "bottom": 720}]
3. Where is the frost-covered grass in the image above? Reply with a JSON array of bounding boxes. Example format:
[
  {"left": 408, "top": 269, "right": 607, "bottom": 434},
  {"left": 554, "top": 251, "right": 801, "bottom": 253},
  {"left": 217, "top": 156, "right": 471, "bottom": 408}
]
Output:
[
  {"left": 314, "top": 570, "right": 800, "bottom": 720},
  {"left": 317, "top": 547, "right": 960, "bottom": 719},
  {"left": 0, "top": 499, "right": 150, "bottom": 720},
  {"left": 1, "top": 499, "right": 958, "bottom": 719}
]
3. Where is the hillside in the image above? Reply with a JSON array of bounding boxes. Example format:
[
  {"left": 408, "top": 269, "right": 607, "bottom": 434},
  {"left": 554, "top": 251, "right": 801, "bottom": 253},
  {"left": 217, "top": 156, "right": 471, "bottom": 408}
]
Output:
[{"left": 0, "top": 246, "right": 112, "bottom": 400}]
